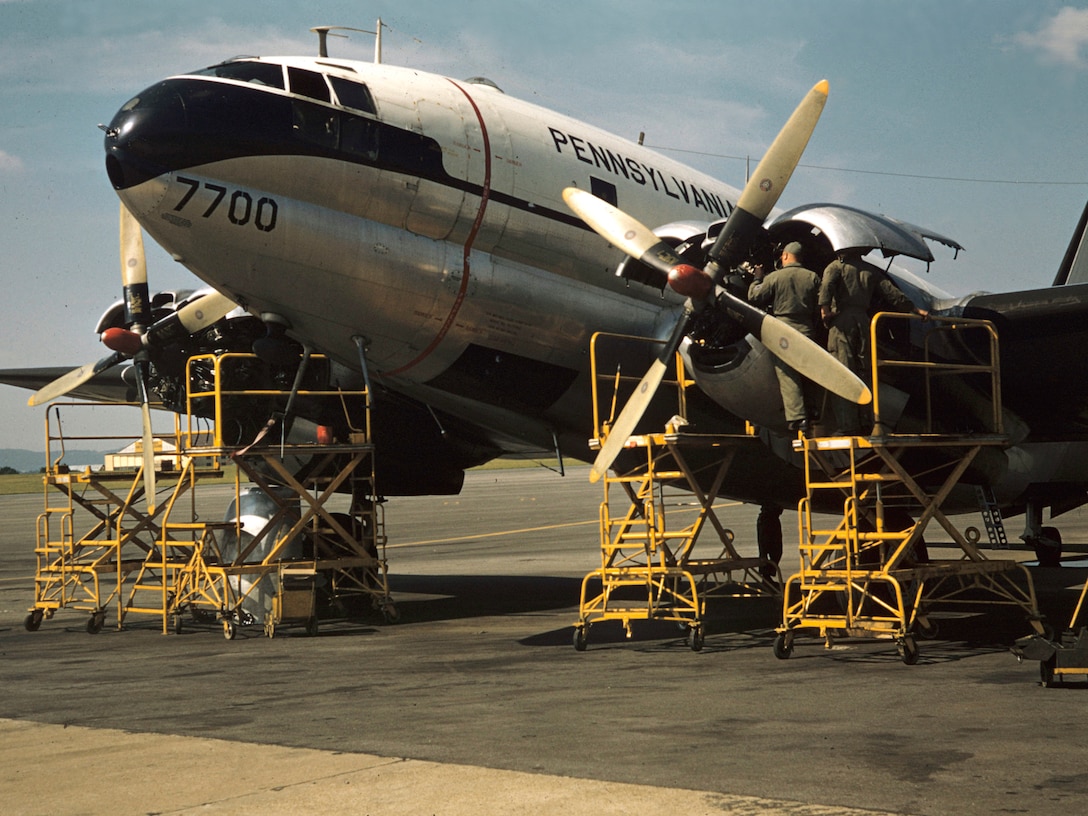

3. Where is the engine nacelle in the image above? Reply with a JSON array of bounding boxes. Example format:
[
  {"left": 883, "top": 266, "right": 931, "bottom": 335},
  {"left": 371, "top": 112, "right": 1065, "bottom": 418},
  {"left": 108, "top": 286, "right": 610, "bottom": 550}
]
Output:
[{"left": 681, "top": 335, "right": 789, "bottom": 433}]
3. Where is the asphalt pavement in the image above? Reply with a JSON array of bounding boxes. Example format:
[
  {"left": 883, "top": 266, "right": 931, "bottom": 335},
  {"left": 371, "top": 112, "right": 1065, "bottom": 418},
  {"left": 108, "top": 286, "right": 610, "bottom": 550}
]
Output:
[{"left": 1, "top": 466, "right": 1087, "bottom": 815}]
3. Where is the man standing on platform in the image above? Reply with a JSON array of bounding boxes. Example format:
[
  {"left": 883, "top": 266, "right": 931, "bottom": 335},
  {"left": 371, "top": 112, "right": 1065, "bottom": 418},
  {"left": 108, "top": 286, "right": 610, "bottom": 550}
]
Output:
[{"left": 748, "top": 241, "right": 821, "bottom": 433}]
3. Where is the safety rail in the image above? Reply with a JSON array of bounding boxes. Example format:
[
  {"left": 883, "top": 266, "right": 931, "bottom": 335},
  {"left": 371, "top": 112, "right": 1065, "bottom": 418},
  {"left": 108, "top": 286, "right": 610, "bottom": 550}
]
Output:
[
  {"left": 870, "top": 312, "right": 1003, "bottom": 436},
  {"left": 588, "top": 331, "right": 693, "bottom": 451},
  {"left": 183, "top": 351, "right": 372, "bottom": 451}
]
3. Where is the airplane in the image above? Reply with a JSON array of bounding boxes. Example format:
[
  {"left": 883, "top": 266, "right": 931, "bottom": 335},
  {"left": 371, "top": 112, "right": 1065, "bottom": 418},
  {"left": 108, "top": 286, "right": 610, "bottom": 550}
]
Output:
[{"left": 4, "top": 27, "right": 1088, "bottom": 564}]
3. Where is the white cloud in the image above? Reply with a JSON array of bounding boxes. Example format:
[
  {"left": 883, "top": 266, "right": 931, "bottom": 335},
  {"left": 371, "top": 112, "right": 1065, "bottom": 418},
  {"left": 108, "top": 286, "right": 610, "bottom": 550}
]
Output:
[
  {"left": 1014, "top": 6, "right": 1088, "bottom": 68},
  {"left": 0, "top": 149, "right": 25, "bottom": 172}
]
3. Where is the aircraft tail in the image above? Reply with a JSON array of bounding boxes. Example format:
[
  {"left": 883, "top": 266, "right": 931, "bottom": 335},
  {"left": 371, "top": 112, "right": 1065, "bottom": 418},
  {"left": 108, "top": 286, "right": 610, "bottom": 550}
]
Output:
[{"left": 1052, "top": 199, "right": 1088, "bottom": 285}]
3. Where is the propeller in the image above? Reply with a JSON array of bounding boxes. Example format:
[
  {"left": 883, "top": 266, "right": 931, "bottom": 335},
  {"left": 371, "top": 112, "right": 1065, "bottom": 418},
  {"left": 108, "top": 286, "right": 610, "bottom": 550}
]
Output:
[
  {"left": 117, "top": 202, "right": 159, "bottom": 513},
  {"left": 564, "top": 80, "right": 871, "bottom": 482},
  {"left": 29, "top": 203, "right": 237, "bottom": 512}
]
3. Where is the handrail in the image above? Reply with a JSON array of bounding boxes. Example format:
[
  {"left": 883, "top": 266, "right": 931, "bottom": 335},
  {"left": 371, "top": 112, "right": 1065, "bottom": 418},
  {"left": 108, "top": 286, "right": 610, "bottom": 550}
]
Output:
[
  {"left": 588, "top": 331, "right": 692, "bottom": 448},
  {"left": 870, "top": 312, "right": 1002, "bottom": 436}
]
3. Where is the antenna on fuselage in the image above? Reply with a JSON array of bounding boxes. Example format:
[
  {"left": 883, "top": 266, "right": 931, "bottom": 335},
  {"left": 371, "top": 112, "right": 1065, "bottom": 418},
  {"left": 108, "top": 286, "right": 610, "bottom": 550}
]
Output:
[{"left": 311, "top": 20, "right": 386, "bottom": 63}]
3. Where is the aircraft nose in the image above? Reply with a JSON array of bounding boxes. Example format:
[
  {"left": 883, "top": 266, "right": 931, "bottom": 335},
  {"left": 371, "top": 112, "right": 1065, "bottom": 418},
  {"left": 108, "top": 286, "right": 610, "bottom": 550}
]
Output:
[
  {"left": 104, "top": 81, "right": 190, "bottom": 190},
  {"left": 104, "top": 76, "right": 292, "bottom": 190}
]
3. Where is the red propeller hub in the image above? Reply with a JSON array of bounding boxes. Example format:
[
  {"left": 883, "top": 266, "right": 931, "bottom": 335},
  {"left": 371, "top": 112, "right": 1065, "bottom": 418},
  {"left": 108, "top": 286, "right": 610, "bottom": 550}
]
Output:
[
  {"left": 667, "top": 264, "right": 714, "bottom": 300},
  {"left": 101, "top": 326, "right": 143, "bottom": 355}
]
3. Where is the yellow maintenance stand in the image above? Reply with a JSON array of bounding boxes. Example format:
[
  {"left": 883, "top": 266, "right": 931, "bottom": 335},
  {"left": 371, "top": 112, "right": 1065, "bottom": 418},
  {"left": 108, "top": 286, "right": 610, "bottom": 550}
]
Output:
[
  {"left": 572, "top": 332, "right": 778, "bottom": 651},
  {"left": 25, "top": 401, "right": 225, "bottom": 634},
  {"left": 25, "top": 352, "right": 393, "bottom": 639},
  {"left": 774, "top": 313, "right": 1045, "bottom": 664}
]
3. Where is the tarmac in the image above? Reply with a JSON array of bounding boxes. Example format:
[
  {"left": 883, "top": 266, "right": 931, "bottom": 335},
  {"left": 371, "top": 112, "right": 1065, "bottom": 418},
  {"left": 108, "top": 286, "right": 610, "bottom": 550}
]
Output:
[{"left": 2, "top": 466, "right": 1087, "bottom": 815}]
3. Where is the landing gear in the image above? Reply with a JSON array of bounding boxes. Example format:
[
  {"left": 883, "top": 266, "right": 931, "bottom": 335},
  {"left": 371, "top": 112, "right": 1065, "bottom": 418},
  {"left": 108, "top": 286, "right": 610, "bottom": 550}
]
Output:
[{"left": 1040, "top": 655, "right": 1057, "bottom": 688}]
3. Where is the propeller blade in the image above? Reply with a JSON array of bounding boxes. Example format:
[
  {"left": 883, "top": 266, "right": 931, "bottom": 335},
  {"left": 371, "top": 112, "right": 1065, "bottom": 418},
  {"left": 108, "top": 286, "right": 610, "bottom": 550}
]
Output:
[
  {"left": 27, "top": 351, "right": 126, "bottom": 407},
  {"left": 705, "top": 80, "right": 829, "bottom": 274},
  {"left": 570, "top": 80, "right": 866, "bottom": 480},
  {"left": 564, "top": 186, "right": 868, "bottom": 401},
  {"left": 562, "top": 187, "right": 685, "bottom": 276},
  {"left": 133, "top": 359, "right": 156, "bottom": 514},
  {"left": 146, "top": 290, "right": 236, "bottom": 347},
  {"left": 119, "top": 202, "right": 151, "bottom": 328},
  {"left": 730, "top": 296, "right": 871, "bottom": 405},
  {"left": 102, "top": 290, "right": 238, "bottom": 354},
  {"left": 589, "top": 309, "right": 691, "bottom": 483}
]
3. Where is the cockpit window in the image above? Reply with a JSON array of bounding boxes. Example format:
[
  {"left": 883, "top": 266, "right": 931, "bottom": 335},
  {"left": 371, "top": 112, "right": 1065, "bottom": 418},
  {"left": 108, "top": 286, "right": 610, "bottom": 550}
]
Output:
[
  {"left": 287, "top": 67, "right": 331, "bottom": 102},
  {"left": 328, "top": 76, "right": 377, "bottom": 115},
  {"left": 192, "top": 60, "right": 285, "bottom": 89}
]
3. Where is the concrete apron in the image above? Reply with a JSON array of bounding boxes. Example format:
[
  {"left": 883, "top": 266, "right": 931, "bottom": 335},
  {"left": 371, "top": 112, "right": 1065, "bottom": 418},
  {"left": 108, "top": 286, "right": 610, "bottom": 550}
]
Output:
[{"left": 0, "top": 718, "right": 892, "bottom": 815}]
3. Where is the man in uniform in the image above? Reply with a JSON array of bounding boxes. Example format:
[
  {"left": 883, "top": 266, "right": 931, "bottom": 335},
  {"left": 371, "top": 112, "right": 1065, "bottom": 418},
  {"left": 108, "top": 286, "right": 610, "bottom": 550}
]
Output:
[
  {"left": 818, "top": 248, "right": 928, "bottom": 433},
  {"left": 748, "top": 241, "right": 821, "bottom": 432}
]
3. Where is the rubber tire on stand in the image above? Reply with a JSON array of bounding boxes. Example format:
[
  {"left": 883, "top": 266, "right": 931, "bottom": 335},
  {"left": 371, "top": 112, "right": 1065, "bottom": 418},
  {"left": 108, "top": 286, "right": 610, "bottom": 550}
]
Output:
[
  {"left": 915, "top": 616, "right": 939, "bottom": 639},
  {"left": 572, "top": 626, "right": 587, "bottom": 651},
  {"left": 86, "top": 612, "right": 104, "bottom": 634},
  {"left": 773, "top": 632, "right": 794, "bottom": 660},
  {"left": 687, "top": 625, "right": 704, "bottom": 652},
  {"left": 898, "top": 636, "right": 919, "bottom": 665}
]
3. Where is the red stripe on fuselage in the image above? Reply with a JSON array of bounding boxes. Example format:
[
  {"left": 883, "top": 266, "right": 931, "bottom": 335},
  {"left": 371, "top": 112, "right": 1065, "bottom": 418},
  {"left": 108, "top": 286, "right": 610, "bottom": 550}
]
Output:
[{"left": 386, "top": 80, "right": 491, "bottom": 377}]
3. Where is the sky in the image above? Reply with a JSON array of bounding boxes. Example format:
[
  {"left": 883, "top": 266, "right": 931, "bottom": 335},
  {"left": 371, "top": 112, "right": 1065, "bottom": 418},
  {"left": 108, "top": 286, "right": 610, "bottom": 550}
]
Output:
[{"left": 2, "top": 0, "right": 1088, "bottom": 452}]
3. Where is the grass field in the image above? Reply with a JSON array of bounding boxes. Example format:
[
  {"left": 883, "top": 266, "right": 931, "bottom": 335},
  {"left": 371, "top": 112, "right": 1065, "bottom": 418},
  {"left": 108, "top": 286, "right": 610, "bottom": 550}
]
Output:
[{"left": 0, "top": 473, "right": 45, "bottom": 496}]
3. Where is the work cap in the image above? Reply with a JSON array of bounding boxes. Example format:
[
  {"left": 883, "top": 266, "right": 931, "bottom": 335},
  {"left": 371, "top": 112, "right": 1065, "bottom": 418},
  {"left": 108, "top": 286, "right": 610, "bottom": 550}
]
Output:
[{"left": 783, "top": 241, "right": 803, "bottom": 256}]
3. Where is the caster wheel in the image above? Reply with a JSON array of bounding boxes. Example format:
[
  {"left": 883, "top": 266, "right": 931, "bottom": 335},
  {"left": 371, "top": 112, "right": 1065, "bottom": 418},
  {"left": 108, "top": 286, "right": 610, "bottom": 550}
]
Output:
[
  {"left": 687, "top": 626, "right": 704, "bottom": 652},
  {"left": 898, "top": 636, "right": 920, "bottom": 665},
  {"left": 916, "top": 617, "right": 939, "bottom": 639},
  {"left": 572, "top": 626, "right": 587, "bottom": 651},
  {"left": 381, "top": 603, "right": 400, "bottom": 624},
  {"left": 24, "top": 610, "right": 43, "bottom": 632},
  {"left": 172, "top": 614, "right": 183, "bottom": 635},
  {"left": 305, "top": 617, "right": 319, "bottom": 637},
  {"left": 86, "top": 612, "right": 104, "bottom": 634},
  {"left": 222, "top": 620, "right": 236, "bottom": 641},
  {"left": 773, "top": 632, "right": 794, "bottom": 660}
]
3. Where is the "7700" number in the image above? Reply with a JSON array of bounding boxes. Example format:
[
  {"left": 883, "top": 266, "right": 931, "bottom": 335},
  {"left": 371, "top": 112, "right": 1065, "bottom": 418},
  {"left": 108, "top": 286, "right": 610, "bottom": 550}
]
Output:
[{"left": 173, "top": 176, "right": 278, "bottom": 232}]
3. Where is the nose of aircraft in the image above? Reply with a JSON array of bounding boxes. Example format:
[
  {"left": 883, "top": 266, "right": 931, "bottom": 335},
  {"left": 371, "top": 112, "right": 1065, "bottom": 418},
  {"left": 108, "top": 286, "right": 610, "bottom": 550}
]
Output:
[
  {"left": 104, "top": 76, "right": 292, "bottom": 191},
  {"left": 104, "top": 81, "right": 190, "bottom": 190}
]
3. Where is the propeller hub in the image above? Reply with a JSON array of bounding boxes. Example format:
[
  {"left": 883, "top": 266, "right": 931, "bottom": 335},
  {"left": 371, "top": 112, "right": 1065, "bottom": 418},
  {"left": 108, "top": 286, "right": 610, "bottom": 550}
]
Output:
[
  {"left": 667, "top": 264, "right": 714, "bottom": 300},
  {"left": 101, "top": 326, "right": 144, "bottom": 356}
]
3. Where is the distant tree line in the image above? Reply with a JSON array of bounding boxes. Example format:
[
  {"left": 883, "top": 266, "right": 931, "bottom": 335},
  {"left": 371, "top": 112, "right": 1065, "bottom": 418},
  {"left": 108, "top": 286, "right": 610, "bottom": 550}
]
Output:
[{"left": 0, "top": 466, "right": 18, "bottom": 475}]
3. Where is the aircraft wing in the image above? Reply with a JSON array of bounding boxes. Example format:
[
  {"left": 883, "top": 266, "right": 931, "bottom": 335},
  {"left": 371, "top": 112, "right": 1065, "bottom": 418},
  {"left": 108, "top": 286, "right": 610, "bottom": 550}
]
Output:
[
  {"left": 0, "top": 365, "right": 134, "bottom": 406},
  {"left": 961, "top": 281, "right": 1088, "bottom": 434}
]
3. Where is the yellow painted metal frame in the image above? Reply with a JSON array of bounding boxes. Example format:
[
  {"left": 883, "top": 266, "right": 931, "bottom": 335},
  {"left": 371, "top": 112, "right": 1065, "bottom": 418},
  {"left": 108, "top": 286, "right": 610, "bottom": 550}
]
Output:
[
  {"left": 26, "top": 352, "right": 393, "bottom": 638},
  {"left": 575, "top": 333, "right": 771, "bottom": 650},
  {"left": 27, "top": 401, "right": 222, "bottom": 634},
  {"left": 776, "top": 314, "right": 1044, "bottom": 664}
]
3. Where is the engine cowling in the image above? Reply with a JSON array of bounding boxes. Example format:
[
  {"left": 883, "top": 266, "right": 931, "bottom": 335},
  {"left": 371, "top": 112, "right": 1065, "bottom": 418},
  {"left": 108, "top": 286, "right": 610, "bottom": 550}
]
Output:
[{"left": 681, "top": 335, "right": 789, "bottom": 432}]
